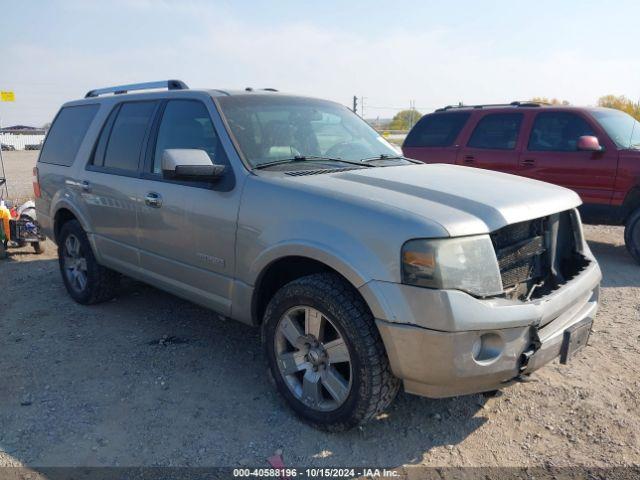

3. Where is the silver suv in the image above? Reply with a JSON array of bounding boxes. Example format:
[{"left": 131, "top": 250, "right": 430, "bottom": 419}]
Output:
[{"left": 35, "top": 80, "right": 602, "bottom": 430}]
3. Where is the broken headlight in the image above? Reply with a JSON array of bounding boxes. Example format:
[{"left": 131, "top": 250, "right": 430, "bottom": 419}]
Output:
[{"left": 401, "top": 235, "right": 503, "bottom": 297}]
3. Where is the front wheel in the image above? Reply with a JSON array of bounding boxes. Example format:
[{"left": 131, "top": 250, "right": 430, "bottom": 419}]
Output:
[
  {"left": 263, "top": 273, "right": 400, "bottom": 431},
  {"left": 624, "top": 208, "right": 640, "bottom": 264}
]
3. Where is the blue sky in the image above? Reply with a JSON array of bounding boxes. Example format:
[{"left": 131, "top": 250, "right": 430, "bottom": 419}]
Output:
[{"left": 1, "top": 0, "right": 639, "bottom": 125}]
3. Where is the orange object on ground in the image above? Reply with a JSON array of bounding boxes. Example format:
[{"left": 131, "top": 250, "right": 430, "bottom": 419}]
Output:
[{"left": 0, "top": 201, "right": 11, "bottom": 240}]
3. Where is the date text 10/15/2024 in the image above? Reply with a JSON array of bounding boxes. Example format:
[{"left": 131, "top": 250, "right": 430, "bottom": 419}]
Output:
[{"left": 233, "top": 468, "right": 400, "bottom": 478}]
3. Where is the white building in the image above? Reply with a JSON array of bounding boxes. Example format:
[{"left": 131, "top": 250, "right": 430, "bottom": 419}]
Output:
[{"left": 0, "top": 125, "right": 47, "bottom": 150}]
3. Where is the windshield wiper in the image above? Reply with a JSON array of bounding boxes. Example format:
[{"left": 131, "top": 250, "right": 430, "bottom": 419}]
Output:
[
  {"left": 360, "top": 154, "right": 420, "bottom": 164},
  {"left": 254, "top": 155, "right": 373, "bottom": 170}
]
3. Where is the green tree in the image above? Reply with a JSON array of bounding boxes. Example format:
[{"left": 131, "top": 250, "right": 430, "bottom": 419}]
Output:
[
  {"left": 531, "top": 97, "right": 570, "bottom": 105},
  {"left": 389, "top": 109, "right": 423, "bottom": 131},
  {"left": 597, "top": 95, "right": 640, "bottom": 120}
]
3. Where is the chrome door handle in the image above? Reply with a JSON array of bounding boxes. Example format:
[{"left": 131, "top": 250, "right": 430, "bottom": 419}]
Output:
[
  {"left": 521, "top": 158, "right": 536, "bottom": 167},
  {"left": 64, "top": 179, "right": 91, "bottom": 192},
  {"left": 144, "top": 192, "right": 162, "bottom": 208}
]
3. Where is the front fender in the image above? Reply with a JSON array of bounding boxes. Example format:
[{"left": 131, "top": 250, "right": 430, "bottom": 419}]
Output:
[{"left": 248, "top": 237, "right": 372, "bottom": 289}]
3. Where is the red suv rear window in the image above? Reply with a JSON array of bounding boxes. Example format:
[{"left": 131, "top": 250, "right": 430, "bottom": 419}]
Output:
[{"left": 404, "top": 113, "right": 470, "bottom": 148}]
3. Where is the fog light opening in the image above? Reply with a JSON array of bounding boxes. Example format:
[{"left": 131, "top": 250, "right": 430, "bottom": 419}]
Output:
[{"left": 472, "top": 333, "right": 504, "bottom": 364}]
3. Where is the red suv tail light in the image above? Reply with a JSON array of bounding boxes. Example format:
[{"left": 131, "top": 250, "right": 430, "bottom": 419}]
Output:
[{"left": 33, "top": 167, "right": 41, "bottom": 198}]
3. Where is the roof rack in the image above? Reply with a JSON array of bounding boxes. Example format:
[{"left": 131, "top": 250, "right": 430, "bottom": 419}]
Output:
[
  {"left": 435, "top": 101, "right": 548, "bottom": 112},
  {"left": 244, "top": 87, "right": 279, "bottom": 93},
  {"left": 85, "top": 80, "right": 189, "bottom": 98}
]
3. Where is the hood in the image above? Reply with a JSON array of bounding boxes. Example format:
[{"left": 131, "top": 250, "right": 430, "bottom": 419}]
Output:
[{"left": 284, "top": 163, "right": 582, "bottom": 237}]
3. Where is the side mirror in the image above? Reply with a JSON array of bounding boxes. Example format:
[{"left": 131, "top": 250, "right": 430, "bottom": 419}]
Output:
[
  {"left": 161, "top": 149, "right": 225, "bottom": 179},
  {"left": 577, "top": 136, "right": 602, "bottom": 152}
]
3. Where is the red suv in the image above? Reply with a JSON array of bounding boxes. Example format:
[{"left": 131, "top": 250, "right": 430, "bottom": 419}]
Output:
[{"left": 402, "top": 102, "right": 640, "bottom": 263}]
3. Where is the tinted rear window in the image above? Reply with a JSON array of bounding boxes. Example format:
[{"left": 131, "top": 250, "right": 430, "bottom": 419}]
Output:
[
  {"left": 467, "top": 113, "right": 523, "bottom": 150},
  {"left": 403, "top": 113, "right": 470, "bottom": 147},
  {"left": 101, "top": 101, "right": 156, "bottom": 172},
  {"left": 39, "top": 104, "right": 99, "bottom": 166}
]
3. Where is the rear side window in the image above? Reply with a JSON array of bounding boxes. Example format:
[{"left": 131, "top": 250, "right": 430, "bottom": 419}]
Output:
[
  {"left": 39, "top": 104, "right": 99, "bottom": 166},
  {"left": 403, "top": 113, "right": 469, "bottom": 147},
  {"left": 467, "top": 113, "right": 523, "bottom": 150},
  {"left": 528, "top": 112, "right": 595, "bottom": 152},
  {"left": 93, "top": 101, "right": 157, "bottom": 172}
]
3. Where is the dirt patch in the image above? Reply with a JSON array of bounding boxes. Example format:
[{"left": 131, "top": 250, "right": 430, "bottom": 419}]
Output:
[
  {"left": 0, "top": 150, "right": 39, "bottom": 203},
  {"left": 0, "top": 226, "right": 638, "bottom": 470}
]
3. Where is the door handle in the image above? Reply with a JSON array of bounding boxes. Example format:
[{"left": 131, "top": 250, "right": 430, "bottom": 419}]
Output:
[
  {"left": 463, "top": 155, "right": 475, "bottom": 164},
  {"left": 64, "top": 179, "right": 91, "bottom": 192},
  {"left": 521, "top": 158, "right": 536, "bottom": 167},
  {"left": 144, "top": 192, "right": 162, "bottom": 208}
]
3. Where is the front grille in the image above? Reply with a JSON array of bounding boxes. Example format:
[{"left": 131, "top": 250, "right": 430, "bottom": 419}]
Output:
[
  {"left": 497, "top": 235, "right": 546, "bottom": 288},
  {"left": 490, "top": 211, "right": 590, "bottom": 301},
  {"left": 492, "top": 217, "right": 547, "bottom": 290}
]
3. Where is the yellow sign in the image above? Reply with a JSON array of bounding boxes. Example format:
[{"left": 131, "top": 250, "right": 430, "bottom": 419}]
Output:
[{"left": 1, "top": 91, "right": 15, "bottom": 102}]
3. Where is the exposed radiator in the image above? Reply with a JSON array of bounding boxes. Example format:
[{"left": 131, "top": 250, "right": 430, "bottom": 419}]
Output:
[{"left": 490, "top": 211, "right": 588, "bottom": 300}]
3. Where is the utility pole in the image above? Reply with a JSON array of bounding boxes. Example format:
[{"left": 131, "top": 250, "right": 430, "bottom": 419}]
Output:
[
  {"left": 360, "top": 96, "right": 366, "bottom": 119},
  {"left": 0, "top": 113, "right": 6, "bottom": 199},
  {"left": 409, "top": 100, "right": 416, "bottom": 130},
  {"left": 0, "top": 90, "right": 15, "bottom": 199},
  {"left": 352, "top": 96, "right": 358, "bottom": 115}
]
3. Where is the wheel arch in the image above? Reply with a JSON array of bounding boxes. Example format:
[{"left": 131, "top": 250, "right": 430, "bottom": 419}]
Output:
[
  {"left": 53, "top": 208, "right": 78, "bottom": 244},
  {"left": 250, "top": 254, "right": 371, "bottom": 327},
  {"left": 622, "top": 186, "right": 640, "bottom": 223},
  {"left": 52, "top": 201, "right": 91, "bottom": 244}
]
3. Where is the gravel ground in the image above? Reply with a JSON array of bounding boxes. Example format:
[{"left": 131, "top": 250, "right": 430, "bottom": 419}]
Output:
[
  {"left": 0, "top": 152, "right": 639, "bottom": 471},
  {"left": 0, "top": 150, "right": 37, "bottom": 203}
]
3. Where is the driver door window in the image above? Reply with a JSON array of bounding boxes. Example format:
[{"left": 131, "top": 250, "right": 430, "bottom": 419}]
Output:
[
  {"left": 528, "top": 112, "right": 594, "bottom": 152},
  {"left": 153, "top": 100, "right": 219, "bottom": 173}
]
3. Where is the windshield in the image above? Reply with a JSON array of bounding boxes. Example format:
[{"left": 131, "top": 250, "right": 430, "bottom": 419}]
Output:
[
  {"left": 216, "top": 95, "right": 400, "bottom": 167},
  {"left": 591, "top": 108, "right": 640, "bottom": 149}
]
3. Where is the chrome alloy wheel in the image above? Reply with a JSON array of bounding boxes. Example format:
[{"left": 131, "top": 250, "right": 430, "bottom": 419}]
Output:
[
  {"left": 63, "top": 234, "right": 88, "bottom": 293},
  {"left": 274, "top": 306, "right": 353, "bottom": 412}
]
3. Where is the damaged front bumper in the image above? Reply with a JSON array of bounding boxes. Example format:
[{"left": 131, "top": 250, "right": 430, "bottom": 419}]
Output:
[{"left": 360, "top": 258, "right": 601, "bottom": 398}]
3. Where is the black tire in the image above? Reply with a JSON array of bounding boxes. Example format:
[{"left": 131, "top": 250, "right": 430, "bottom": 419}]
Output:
[
  {"left": 33, "top": 241, "right": 45, "bottom": 254},
  {"left": 262, "top": 272, "right": 400, "bottom": 431},
  {"left": 624, "top": 208, "right": 640, "bottom": 264},
  {"left": 57, "top": 220, "right": 120, "bottom": 304}
]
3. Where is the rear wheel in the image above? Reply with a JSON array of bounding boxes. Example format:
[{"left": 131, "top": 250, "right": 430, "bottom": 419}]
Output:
[
  {"left": 624, "top": 208, "right": 640, "bottom": 264},
  {"left": 33, "top": 241, "right": 44, "bottom": 254},
  {"left": 57, "top": 220, "right": 120, "bottom": 304},
  {"left": 263, "top": 272, "right": 400, "bottom": 431}
]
